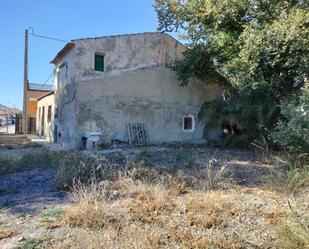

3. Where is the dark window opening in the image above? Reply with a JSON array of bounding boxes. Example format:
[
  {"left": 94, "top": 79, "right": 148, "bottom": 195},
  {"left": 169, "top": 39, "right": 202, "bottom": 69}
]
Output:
[
  {"left": 55, "top": 107, "right": 58, "bottom": 119},
  {"left": 47, "top": 105, "right": 52, "bottom": 122},
  {"left": 38, "top": 107, "right": 41, "bottom": 120},
  {"left": 41, "top": 106, "right": 45, "bottom": 136},
  {"left": 183, "top": 117, "right": 193, "bottom": 131},
  {"left": 95, "top": 54, "right": 104, "bottom": 72},
  {"left": 183, "top": 115, "right": 194, "bottom": 131},
  {"left": 54, "top": 125, "right": 58, "bottom": 143}
]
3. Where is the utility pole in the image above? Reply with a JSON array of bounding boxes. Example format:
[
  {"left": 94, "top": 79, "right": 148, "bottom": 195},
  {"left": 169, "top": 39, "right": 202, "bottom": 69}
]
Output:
[{"left": 22, "top": 29, "right": 28, "bottom": 134}]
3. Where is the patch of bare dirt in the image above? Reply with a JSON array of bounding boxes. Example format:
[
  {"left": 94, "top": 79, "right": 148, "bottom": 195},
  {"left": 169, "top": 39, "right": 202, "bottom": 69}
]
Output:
[{"left": 0, "top": 168, "right": 67, "bottom": 249}]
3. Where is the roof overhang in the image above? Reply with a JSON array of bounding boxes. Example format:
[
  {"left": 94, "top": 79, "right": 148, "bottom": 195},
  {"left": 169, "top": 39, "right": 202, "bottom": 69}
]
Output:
[
  {"left": 37, "top": 91, "right": 55, "bottom": 101},
  {"left": 50, "top": 42, "right": 75, "bottom": 64}
]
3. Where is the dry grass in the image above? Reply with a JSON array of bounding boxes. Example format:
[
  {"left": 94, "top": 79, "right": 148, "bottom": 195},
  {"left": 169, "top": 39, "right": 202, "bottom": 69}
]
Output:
[
  {"left": 52, "top": 165, "right": 260, "bottom": 249},
  {"left": 195, "top": 158, "right": 230, "bottom": 190},
  {"left": 4, "top": 148, "right": 307, "bottom": 249},
  {"left": 276, "top": 212, "right": 309, "bottom": 249},
  {"left": 0, "top": 230, "right": 18, "bottom": 240},
  {"left": 50, "top": 155, "right": 309, "bottom": 249},
  {"left": 36, "top": 153, "right": 300, "bottom": 249}
]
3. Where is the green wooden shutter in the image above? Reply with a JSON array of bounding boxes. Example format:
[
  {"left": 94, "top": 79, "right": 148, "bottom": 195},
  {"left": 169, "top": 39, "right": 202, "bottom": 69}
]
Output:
[{"left": 95, "top": 55, "right": 104, "bottom": 72}]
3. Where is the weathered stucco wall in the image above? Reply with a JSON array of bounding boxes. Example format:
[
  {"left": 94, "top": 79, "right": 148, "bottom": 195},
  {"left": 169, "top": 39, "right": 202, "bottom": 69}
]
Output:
[
  {"left": 37, "top": 94, "right": 54, "bottom": 142},
  {"left": 76, "top": 67, "right": 221, "bottom": 145},
  {"left": 52, "top": 32, "right": 221, "bottom": 148},
  {"left": 53, "top": 47, "right": 77, "bottom": 148},
  {"left": 73, "top": 32, "right": 185, "bottom": 81}
]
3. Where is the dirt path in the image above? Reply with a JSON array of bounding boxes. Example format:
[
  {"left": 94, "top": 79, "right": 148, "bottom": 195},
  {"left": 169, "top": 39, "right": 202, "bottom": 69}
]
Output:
[
  {"left": 0, "top": 168, "right": 67, "bottom": 249},
  {"left": 0, "top": 168, "right": 66, "bottom": 212}
]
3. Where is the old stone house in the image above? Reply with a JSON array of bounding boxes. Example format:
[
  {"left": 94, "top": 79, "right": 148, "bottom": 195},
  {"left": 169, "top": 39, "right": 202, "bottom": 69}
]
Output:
[{"left": 36, "top": 32, "right": 221, "bottom": 149}]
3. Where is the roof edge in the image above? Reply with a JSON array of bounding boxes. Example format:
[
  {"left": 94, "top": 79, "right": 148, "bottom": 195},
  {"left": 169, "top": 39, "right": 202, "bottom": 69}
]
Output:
[
  {"left": 37, "top": 91, "right": 55, "bottom": 101},
  {"left": 72, "top": 31, "right": 164, "bottom": 42},
  {"left": 50, "top": 43, "right": 75, "bottom": 64}
]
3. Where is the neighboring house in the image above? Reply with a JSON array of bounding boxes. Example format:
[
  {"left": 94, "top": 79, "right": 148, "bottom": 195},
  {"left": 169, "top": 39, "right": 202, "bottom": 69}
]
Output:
[
  {"left": 37, "top": 32, "right": 221, "bottom": 149},
  {"left": 22, "top": 29, "right": 54, "bottom": 134},
  {"left": 23, "top": 83, "right": 53, "bottom": 133},
  {"left": 36, "top": 91, "right": 54, "bottom": 142}
]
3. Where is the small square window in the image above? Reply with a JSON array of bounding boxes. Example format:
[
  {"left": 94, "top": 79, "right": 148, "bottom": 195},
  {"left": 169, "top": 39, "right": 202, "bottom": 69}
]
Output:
[
  {"left": 95, "top": 54, "right": 104, "bottom": 72},
  {"left": 183, "top": 114, "right": 195, "bottom": 132}
]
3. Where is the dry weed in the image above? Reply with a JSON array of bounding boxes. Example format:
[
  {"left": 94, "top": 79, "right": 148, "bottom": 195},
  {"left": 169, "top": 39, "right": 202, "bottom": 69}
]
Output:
[
  {"left": 65, "top": 181, "right": 128, "bottom": 230},
  {"left": 0, "top": 230, "right": 18, "bottom": 239},
  {"left": 184, "top": 193, "right": 234, "bottom": 229},
  {"left": 60, "top": 168, "right": 245, "bottom": 248},
  {"left": 196, "top": 158, "right": 230, "bottom": 190}
]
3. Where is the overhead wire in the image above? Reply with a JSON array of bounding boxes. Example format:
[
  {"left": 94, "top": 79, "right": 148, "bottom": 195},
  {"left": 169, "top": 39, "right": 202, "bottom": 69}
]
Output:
[
  {"left": 28, "top": 27, "right": 70, "bottom": 43},
  {"left": 27, "top": 28, "right": 67, "bottom": 86},
  {"left": 43, "top": 70, "right": 55, "bottom": 85},
  {"left": 30, "top": 33, "right": 70, "bottom": 43}
]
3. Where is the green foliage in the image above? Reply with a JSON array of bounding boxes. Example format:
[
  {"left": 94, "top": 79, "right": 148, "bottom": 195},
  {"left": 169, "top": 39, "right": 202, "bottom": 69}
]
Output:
[
  {"left": 171, "top": 45, "right": 229, "bottom": 87},
  {"left": 0, "top": 148, "right": 55, "bottom": 176},
  {"left": 0, "top": 154, "right": 15, "bottom": 175},
  {"left": 19, "top": 148, "right": 52, "bottom": 169},
  {"left": 54, "top": 152, "right": 125, "bottom": 189},
  {"left": 175, "top": 152, "right": 196, "bottom": 168},
  {"left": 154, "top": 0, "right": 309, "bottom": 148},
  {"left": 13, "top": 237, "right": 44, "bottom": 249},
  {"left": 272, "top": 84, "right": 309, "bottom": 153},
  {"left": 39, "top": 208, "right": 63, "bottom": 222}
]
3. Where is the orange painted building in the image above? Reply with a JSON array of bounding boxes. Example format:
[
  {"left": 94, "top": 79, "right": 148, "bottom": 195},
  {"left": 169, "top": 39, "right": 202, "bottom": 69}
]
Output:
[{"left": 24, "top": 83, "right": 53, "bottom": 133}]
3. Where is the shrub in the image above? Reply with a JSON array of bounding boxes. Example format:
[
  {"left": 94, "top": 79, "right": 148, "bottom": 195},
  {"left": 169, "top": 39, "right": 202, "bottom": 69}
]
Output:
[
  {"left": 267, "top": 154, "right": 309, "bottom": 193},
  {"left": 272, "top": 84, "right": 309, "bottom": 153},
  {"left": 0, "top": 148, "right": 55, "bottom": 176},
  {"left": 64, "top": 180, "right": 126, "bottom": 229},
  {"left": 39, "top": 208, "right": 64, "bottom": 222},
  {"left": 0, "top": 154, "right": 16, "bottom": 175},
  {"left": 175, "top": 153, "right": 196, "bottom": 169},
  {"left": 13, "top": 237, "right": 44, "bottom": 249},
  {"left": 18, "top": 148, "right": 52, "bottom": 169},
  {"left": 195, "top": 158, "right": 230, "bottom": 190},
  {"left": 54, "top": 152, "right": 127, "bottom": 189}
]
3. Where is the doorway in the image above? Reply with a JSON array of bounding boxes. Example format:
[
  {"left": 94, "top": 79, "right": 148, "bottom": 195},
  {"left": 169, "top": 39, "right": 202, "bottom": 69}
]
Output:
[{"left": 41, "top": 106, "right": 45, "bottom": 136}]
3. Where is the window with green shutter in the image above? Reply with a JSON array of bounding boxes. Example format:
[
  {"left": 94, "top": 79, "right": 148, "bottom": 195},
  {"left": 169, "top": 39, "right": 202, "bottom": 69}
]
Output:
[{"left": 95, "top": 54, "right": 104, "bottom": 72}]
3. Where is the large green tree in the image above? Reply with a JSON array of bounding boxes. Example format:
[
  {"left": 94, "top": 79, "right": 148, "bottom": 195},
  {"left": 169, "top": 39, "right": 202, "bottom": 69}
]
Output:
[{"left": 154, "top": 0, "right": 309, "bottom": 148}]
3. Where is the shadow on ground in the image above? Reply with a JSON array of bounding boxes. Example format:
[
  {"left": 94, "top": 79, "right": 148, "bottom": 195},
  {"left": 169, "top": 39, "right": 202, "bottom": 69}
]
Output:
[{"left": 0, "top": 168, "right": 66, "bottom": 215}]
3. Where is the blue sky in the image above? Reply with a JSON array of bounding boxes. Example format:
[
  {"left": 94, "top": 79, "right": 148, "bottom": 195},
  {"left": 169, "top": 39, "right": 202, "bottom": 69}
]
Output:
[{"left": 0, "top": 0, "right": 163, "bottom": 109}]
